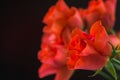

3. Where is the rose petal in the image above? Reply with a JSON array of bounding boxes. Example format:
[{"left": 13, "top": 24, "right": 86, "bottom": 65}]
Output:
[
  {"left": 74, "top": 53, "right": 108, "bottom": 70},
  {"left": 38, "top": 64, "right": 56, "bottom": 78},
  {"left": 53, "top": 45, "right": 67, "bottom": 66},
  {"left": 68, "top": 34, "right": 86, "bottom": 52},
  {"left": 67, "top": 50, "right": 80, "bottom": 69},
  {"left": 55, "top": 66, "right": 73, "bottom": 80},
  {"left": 102, "top": 0, "right": 116, "bottom": 29},
  {"left": 38, "top": 45, "right": 57, "bottom": 65},
  {"left": 90, "top": 21, "right": 111, "bottom": 56},
  {"left": 43, "top": 0, "right": 69, "bottom": 25},
  {"left": 68, "top": 7, "right": 83, "bottom": 29}
]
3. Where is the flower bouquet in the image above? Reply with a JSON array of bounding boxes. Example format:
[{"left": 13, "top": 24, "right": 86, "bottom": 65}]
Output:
[{"left": 38, "top": 0, "right": 120, "bottom": 80}]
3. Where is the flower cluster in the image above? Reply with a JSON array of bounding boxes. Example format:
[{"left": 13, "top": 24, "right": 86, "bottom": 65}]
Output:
[{"left": 38, "top": 0, "right": 120, "bottom": 80}]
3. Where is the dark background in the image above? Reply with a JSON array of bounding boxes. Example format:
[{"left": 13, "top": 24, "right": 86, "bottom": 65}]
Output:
[{"left": 1, "top": 0, "right": 120, "bottom": 80}]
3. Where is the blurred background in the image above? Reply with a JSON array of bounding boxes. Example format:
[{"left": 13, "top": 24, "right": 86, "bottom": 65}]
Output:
[{"left": 1, "top": 0, "right": 120, "bottom": 80}]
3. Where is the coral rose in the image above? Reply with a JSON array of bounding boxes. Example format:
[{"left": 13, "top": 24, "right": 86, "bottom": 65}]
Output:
[
  {"left": 38, "top": 0, "right": 83, "bottom": 80},
  {"left": 67, "top": 21, "right": 112, "bottom": 70},
  {"left": 79, "top": 0, "right": 117, "bottom": 30}
]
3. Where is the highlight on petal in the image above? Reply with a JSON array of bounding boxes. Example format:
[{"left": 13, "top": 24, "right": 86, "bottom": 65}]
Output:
[
  {"left": 38, "top": 64, "right": 56, "bottom": 78},
  {"left": 41, "top": 34, "right": 57, "bottom": 45}
]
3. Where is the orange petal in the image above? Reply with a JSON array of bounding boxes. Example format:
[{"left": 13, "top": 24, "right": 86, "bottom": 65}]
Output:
[
  {"left": 43, "top": 6, "right": 58, "bottom": 25},
  {"left": 43, "top": 0, "right": 69, "bottom": 25},
  {"left": 71, "top": 28, "right": 95, "bottom": 42},
  {"left": 74, "top": 53, "right": 108, "bottom": 70},
  {"left": 67, "top": 50, "right": 80, "bottom": 69},
  {"left": 67, "top": 43, "right": 109, "bottom": 70},
  {"left": 102, "top": 0, "right": 116, "bottom": 29},
  {"left": 68, "top": 34, "right": 86, "bottom": 52},
  {"left": 53, "top": 45, "right": 67, "bottom": 66},
  {"left": 38, "top": 64, "right": 56, "bottom": 78},
  {"left": 62, "top": 27, "right": 71, "bottom": 46},
  {"left": 55, "top": 66, "right": 73, "bottom": 80},
  {"left": 68, "top": 7, "right": 83, "bottom": 29},
  {"left": 82, "top": 0, "right": 106, "bottom": 27},
  {"left": 90, "top": 21, "right": 110, "bottom": 55},
  {"left": 38, "top": 45, "right": 57, "bottom": 65},
  {"left": 56, "top": 0, "right": 69, "bottom": 15}
]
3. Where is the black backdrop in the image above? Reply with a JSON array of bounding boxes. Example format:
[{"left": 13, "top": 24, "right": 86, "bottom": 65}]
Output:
[{"left": 1, "top": 0, "right": 120, "bottom": 80}]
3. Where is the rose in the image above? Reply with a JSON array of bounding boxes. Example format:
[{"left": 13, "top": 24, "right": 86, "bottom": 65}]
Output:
[
  {"left": 79, "top": 0, "right": 117, "bottom": 30},
  {"left": 67, "top": 21, "right": 112, "bottom": 70},
  {"left": 38, "top": 0, "right": 83, "bottom": 80},
  {"left": 38, "top": 45, "right": 73, "bottom": 80}
]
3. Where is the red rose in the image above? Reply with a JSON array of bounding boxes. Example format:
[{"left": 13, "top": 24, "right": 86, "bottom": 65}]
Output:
[
  {"left": 38, "top": 0, "right": 83, "bottom": 80},
  {"left": 67, "top": 21, "right": 112, "bottom": 70},
  {"left": 79, "top": 0, "right": 117, "bottom": 30}
]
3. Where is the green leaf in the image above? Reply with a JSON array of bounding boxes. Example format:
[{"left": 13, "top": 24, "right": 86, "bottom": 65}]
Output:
[
  {"left": 89, "top": 68, "right": 102, "bottom": 77},
  {"left": 105, "top": 60, "right": 117, "bottom": 80},
  {"left": 111, "top": 58, "right": 120, "bottom": 71},
  {"left": 112, "top": 58, "right": 120, "bottom": 65}
]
